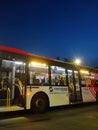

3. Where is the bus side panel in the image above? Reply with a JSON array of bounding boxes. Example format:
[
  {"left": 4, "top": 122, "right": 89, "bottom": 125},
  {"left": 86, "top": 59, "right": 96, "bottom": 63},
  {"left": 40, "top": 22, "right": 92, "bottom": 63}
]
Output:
[
  {"left": 81, "top": 87, "right": 96, "bottom": 102},
  {"left": 26, "top": 86, "right": 70, "bottom": 109},
  {"left": 48, "top": 86, "right": 70, "bottom": 107}
]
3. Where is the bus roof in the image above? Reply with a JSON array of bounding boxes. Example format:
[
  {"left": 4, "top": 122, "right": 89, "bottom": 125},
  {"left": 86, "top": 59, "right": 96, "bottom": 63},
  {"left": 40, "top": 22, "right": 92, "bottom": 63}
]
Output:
[
  {"left": 0, "top": 46, "right": 97, "bottom": 71},
  {"left": 0, "top": 46, "right": 28, "bottom": 55},
  {"left": 0, "top": 45, "right": 55, "bottom": 61}
]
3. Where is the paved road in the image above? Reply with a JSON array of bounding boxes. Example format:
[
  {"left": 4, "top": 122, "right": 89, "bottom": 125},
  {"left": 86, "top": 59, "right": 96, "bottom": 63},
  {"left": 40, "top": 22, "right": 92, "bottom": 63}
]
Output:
[{"left": 0, "top": 103, "right": 98, "bottom": 130}]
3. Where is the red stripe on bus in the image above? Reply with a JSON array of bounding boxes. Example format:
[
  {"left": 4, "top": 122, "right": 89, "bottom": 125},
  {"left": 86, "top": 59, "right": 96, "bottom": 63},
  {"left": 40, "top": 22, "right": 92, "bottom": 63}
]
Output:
[
  {"left": 0, "top": 46, "right": 28, "bottom": 55},
  {"left": 0, "top": 46, "right": 56, "bottom": 61}
]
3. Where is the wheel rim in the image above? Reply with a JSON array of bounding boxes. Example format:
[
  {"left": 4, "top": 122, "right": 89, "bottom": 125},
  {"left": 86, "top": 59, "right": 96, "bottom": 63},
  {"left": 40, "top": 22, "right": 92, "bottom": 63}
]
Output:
[{"left": 36, "top": 98, "right": 45, "bottom": 109}]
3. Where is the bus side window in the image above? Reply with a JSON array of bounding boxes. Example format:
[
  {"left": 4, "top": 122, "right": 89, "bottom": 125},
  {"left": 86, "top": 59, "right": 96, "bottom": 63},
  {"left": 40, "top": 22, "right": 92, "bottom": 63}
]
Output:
[
  {"left": 51, "top": 66, "right": 67, "bottom": 86},
  {"left": 29, "top": 62, "right": 49, "bottom": 86}
]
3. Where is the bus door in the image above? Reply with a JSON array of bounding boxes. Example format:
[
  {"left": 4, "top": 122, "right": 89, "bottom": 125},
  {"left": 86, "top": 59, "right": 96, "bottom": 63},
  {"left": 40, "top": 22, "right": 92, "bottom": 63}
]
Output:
[
  {"left": 67, "top": 70, "right": 82, "bottom": 103},
  {"left": 12, "top": 61, "right": 26, "bottom": 107},
  {"left": 74, "top": 70, "right": 82, "bottom": 102},
  {"left": 0, "top": 59, "right": 26, "bottom": 108}
]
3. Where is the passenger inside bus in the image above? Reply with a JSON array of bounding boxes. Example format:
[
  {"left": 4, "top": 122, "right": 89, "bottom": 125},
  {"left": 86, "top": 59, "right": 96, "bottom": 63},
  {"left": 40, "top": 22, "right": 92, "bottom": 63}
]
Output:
[
  {"left": 12, "top": 77, "right": 23, "bottom": 106},
  {"left": 55, "top": 76, "right": 59, "bottom": 85},
  {"left": 69, "top": 77, "right": 74, "bottom": 92},
  {"left": 53, "top": 76, "right": 66, "bottom": 86},
  {"left": 59, "top": 77, "right": 65, "bottom": 85},
  {"left": 0, "top": 77, "right": 10, "bottom": 89}
]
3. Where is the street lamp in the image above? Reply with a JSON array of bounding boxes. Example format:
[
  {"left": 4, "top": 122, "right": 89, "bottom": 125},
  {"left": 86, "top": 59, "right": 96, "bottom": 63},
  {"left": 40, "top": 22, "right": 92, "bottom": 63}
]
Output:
[{"left": 74, "top": 58, "right": 81, "bottom": 65}]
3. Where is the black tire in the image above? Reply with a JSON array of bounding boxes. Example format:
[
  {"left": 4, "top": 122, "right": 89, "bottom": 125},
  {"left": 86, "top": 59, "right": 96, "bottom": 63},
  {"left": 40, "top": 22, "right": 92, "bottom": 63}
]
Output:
[{"left": 31, "top": 93, "right": 49, "bottom": 113}]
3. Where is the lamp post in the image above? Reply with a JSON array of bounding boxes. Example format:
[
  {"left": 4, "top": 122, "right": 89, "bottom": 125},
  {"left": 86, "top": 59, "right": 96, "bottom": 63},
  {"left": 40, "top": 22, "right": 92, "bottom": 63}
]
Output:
[{"left": 74, "top": 58, "right": 81, "bottom": 65}]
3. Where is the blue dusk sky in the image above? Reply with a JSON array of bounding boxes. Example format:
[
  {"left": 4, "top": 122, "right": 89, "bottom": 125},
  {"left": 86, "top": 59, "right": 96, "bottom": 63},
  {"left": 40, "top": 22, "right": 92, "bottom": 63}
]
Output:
[{"left": 0, "top": 0, "right": 98, "bottom": 67}]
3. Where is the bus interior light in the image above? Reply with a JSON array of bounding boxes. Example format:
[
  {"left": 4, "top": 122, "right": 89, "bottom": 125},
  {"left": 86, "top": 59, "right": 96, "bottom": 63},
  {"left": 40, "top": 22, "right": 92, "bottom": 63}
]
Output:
[
  {"left": 29, "top": 62, "right": 47, "bottom": 68},
  {"left": 15, "top": 61, "right": 25, "bottom": 65},
  {"left": 80, "top": 70, "right": 89, "bottom": 74}
]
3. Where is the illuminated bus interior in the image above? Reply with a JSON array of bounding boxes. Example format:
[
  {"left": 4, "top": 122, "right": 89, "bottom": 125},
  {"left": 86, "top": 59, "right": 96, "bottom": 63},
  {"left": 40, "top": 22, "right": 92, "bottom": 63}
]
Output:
[{"left": 0, "top": 46, "right": 98, "bottom": 113}]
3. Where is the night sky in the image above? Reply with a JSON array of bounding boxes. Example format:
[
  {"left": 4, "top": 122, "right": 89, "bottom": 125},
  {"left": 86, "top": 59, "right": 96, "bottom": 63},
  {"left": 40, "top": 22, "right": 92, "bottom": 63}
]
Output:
[{"left": 0, "top": 0, "right": 98, "bottom": 67}]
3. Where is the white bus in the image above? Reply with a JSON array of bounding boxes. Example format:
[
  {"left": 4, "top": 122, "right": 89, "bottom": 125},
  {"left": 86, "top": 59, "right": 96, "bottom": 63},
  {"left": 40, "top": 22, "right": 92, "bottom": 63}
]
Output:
[{"left": 0, "top": 46, "right": 98, "bottom": 113}]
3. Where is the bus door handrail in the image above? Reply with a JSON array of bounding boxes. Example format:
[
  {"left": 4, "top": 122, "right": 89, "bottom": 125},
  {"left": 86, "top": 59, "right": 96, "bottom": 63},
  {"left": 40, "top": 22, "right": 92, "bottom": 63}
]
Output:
[{"left": 6, "top": 88, "right": 10, "bottom": 106}]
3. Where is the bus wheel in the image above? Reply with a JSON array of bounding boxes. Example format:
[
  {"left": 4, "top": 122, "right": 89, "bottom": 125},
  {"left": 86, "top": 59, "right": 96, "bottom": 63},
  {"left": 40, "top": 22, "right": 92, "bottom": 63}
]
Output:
[{"left": 31, "top": 93, "right": 49, "bottom": 113}]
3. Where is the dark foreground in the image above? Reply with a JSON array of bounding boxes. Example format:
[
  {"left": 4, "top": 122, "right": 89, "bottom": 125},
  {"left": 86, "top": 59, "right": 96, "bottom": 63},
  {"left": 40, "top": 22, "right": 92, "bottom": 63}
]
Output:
[{"left": 0, "top": 103, "right": 98, "bottom": 130}]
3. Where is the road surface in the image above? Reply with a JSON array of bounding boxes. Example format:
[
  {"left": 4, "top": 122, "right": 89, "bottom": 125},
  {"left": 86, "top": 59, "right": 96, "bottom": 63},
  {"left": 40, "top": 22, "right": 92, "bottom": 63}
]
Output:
[{"left": 0, "top": 103, "right": 98, "bottom": 130}]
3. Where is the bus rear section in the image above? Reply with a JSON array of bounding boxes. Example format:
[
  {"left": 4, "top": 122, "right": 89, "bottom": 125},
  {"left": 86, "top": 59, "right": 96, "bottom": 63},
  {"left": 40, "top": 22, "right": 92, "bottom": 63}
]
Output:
[{"left": 80, "top": 68, "right": 98, "bottom": 103}]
